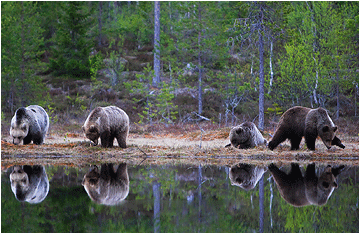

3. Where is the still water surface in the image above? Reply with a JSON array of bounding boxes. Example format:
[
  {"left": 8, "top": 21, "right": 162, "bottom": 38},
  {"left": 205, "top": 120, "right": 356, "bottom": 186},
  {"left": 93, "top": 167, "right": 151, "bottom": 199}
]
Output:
[{"left": 1, "top": 161, "right": 358, "bottom": 233}]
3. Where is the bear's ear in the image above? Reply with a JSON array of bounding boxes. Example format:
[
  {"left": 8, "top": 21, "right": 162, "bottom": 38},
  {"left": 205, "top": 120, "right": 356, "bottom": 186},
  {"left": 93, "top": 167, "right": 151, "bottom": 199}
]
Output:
[
  {"left": 89, "top": 125, "right": 96, "bottom": 132},
  {"left": 322, "top": 125, "right": 329, "bottom": 132},
  {"left": 236, "top": 128, "right": 243, "bottom": 134},
  {"left": 333, "top": 126, "right": 338, "bottom": 132}
]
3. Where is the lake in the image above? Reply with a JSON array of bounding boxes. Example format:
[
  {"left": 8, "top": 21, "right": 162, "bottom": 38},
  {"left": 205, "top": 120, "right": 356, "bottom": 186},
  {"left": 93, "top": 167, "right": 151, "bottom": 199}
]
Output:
[{"left": 1, "top": 160, "right": 358, "bottom": 233}]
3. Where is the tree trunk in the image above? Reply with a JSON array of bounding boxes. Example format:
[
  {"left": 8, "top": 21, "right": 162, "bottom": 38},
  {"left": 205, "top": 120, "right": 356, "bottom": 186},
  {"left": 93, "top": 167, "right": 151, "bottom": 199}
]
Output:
[
  {"left": 259, "top": 175, "right": 264, "bottom": 233},
  {"left": 98, "top": 2, "right": 102, "bottom": 47},
  {"left": 268, "top": 39, "right": 274, "bottom": 94},
  {"left": 258, "top": 10, "right": 265, "bottom": 131},
  {"left": 336, "top": 49, "right": 340, "bottom": 119},
  {"left": 153, "top": 1, "right": 161, "bottom": 87},
  {"left": 153, "top": 182, "right": 161, "bottom": 233},
  {"left": 198, "top": 3, "right": 203, "bottom": 115}
]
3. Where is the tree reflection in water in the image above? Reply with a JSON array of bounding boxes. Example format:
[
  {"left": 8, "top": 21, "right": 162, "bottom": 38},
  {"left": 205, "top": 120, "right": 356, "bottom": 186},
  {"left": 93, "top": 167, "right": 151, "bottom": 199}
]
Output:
[{"left": 1, "top": 161, "right": 358, "bottom": 233}]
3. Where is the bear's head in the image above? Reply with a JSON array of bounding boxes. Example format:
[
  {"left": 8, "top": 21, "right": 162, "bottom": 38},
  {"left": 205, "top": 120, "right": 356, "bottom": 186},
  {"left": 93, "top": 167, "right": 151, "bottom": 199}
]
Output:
[
  {"left": 230, "top": 127, "right": 250, "bottom": 148},
  {"left": 10, "top": 165, "right": 49, "bottom": 204},
  {"left": 318, "top": 166, "right": 338, "bottom": 190},
  {"left": 10, "top": 122, "right": 29, "bottom": 145},
  {"left": 306, "top": 165, "right": 343, "bottom": 206},
  {"left": 319, "top": 125, "right": 337, "bottom": 149},
  {"left": 10, "top": 107, "right": 30, "bottom": 145},
  {"left": 229, "top": 164, "right": 265, "bottom": 190},
  {"left": 82, "top": 165, "right": 101, "bottom": 190},
  {"left": 10, "top": 166, "right": 30, "bottom": 201},
  {"left": 82, "top": 124, "right": 100, "bottom": 146}
]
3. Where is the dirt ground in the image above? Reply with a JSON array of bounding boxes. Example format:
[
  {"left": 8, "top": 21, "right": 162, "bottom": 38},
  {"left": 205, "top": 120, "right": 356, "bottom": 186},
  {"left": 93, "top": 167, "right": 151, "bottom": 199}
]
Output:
[{"left": 1, "top": 126, "right": 359, "bottom": 170}]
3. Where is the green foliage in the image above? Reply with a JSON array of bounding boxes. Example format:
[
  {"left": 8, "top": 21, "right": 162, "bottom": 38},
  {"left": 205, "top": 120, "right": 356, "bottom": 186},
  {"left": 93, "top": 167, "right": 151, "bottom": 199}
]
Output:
[
  {"left": 1, "top": 1, "right": 358, "bottom": 120},
  {"left": 49, "top": 2, "right": 94, "bottom": 78},
  {"left": 89, "top": 52, "right": 104, "bottom": 91},
  {"left": 126, "top": 64, "right": 178, "bottom": 125},
  {"left": 103, "top": 49, "right": 126, "bottom": 86},
  {"left": 266, "top": 103, "right": 283, "bottom": 116},
  {"left": 1, "top": 2, "right": 48, "bottom": 112},
  {"left": 277, "top": 1, "right": 359, "bottom": 107},
  {"left": 66, "top": 93, "right": 87, "bottom": 113}
]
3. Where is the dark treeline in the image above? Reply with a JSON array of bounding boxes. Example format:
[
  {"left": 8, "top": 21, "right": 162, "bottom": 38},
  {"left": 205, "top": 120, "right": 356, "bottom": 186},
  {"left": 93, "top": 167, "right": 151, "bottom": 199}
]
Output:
[{"left": 1, "top": 1, "right": 358, "bottom": 128}]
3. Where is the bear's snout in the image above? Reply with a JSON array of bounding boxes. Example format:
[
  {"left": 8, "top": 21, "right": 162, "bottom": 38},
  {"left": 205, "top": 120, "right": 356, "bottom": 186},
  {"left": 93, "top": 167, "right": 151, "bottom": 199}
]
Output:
[
  {"left": 92, "top": 139, "right": 98, "bottom": 146},
  {"left": 323, "top": 140, "right": 332, "bottom": 149},
  {"left": 12, "top": 137, "right": 22, "bottom": 145}
]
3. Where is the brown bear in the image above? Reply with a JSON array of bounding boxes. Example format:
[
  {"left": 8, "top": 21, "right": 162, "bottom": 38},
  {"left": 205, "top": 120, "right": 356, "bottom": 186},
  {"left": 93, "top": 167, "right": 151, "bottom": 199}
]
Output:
[
  {"left": 10, "top": 105, "right": 49, "bottom": 145},
  {"left": 82, "top": 163, "right": 129, "bottom": 206},
  {"left": 82, "top": 106, "right": 129, "bottom": 148},
  {"left": 225, "top": 122, "right": 267, "bottom": 149},
  {"left": 268, "top": 163, "right": 344, "bottom": 207},
  {"left": 10, "top": 165, "right": 49, "bottom": 204},
  {"left": 268, "top": 106, "right": 344, "bottom": 150},
  {"left": 229, "top": 163, "right": 267, "bottom": 190}
]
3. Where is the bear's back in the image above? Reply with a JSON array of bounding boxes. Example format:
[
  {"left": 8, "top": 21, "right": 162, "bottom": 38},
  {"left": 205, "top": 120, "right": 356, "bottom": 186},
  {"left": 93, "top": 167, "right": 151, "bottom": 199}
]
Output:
[{"left": 25, "top": 105, "right": 49, "bottom": 132}]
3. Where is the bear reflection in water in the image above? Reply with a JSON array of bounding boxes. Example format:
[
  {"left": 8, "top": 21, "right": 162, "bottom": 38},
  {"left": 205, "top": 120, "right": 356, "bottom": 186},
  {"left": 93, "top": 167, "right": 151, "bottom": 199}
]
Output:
[
  {"left": 269, "top": 163, "right": 345, "bottom": 207},
  {"left": 229, "top": 163, "right": 267, "bottom": 190},
  {"left": 82, "top": 163, "right": 129, "bottom": 206},
  {"left": 9, "top": 165, "right": 49, "bottom": 204}
]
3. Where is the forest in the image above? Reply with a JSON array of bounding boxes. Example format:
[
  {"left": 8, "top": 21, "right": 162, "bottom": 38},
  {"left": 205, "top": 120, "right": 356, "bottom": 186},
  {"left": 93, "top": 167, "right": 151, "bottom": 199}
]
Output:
[{"left": 1, "top": 1, "right": 359, "bottom": 131}]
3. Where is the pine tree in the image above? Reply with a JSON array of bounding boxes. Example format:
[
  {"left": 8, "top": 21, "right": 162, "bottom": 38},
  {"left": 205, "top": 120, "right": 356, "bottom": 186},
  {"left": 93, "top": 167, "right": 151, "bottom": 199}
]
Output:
[
  {"left": 49, "top": 2, "right": 94, "bottom": 78},
  {"left": 1, "top": 2, "right": 47, "bottom": 112}
]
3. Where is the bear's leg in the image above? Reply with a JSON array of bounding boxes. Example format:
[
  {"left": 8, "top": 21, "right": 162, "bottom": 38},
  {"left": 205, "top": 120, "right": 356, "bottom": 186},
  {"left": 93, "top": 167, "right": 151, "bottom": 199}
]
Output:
[
  {"left": 32, "top": 133, "right": 44, "bottom": 145},
  {"left": 116, "top": 133, "right": 127, "bottom": 148},
  {"left": 268, "top": 163, "right": 291, "bottom": 187},
  {"left": 108, "top": 136, "right": 115, "bottom": 147},
  {"left": 268, "top": 129, "right": 287, "bottom": 150},
  {"left": 304, "top": 163, "right": 317, "bottom": 185},
  {"left": 289, "top": 136, "right": 302, "bottom": 150},
  {"left": 100, "top": 131, "right": 111, "bottom": 148},
  {"left": 116, "top": 163, "right": 129, "bottom": 183},
  {"left": 288, "top": 163, "right": 303, "bottom": 178},
  {"left": 304, "top": 132, "right": 317, "bottom": 150},
  {"left": 100, "top": 163, "right": 114, "bottom": 180},
  {"left": 23, "top": 135, "right": 32, "bottom": 145}
]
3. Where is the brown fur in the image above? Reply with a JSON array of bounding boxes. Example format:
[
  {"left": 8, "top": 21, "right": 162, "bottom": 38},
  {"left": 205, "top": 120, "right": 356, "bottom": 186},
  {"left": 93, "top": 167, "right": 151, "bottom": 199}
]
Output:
[
  {"left": 229, "top": 163, "right": 266, "bottom": 190},
  {"left": 269, "top": 163, "right": 344, "bottom": 207},
  {"left": 82, "top": 163, "right": 129, "bottom": 206},
  {"left": 268, "top": 106, "right": 341, "bottom": 150},
  {"left": 82, "top": 106, "right": 129, "bottom": 148},
  {"left": 228, "top": 122, "right": 267, "bottom": 149}
]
